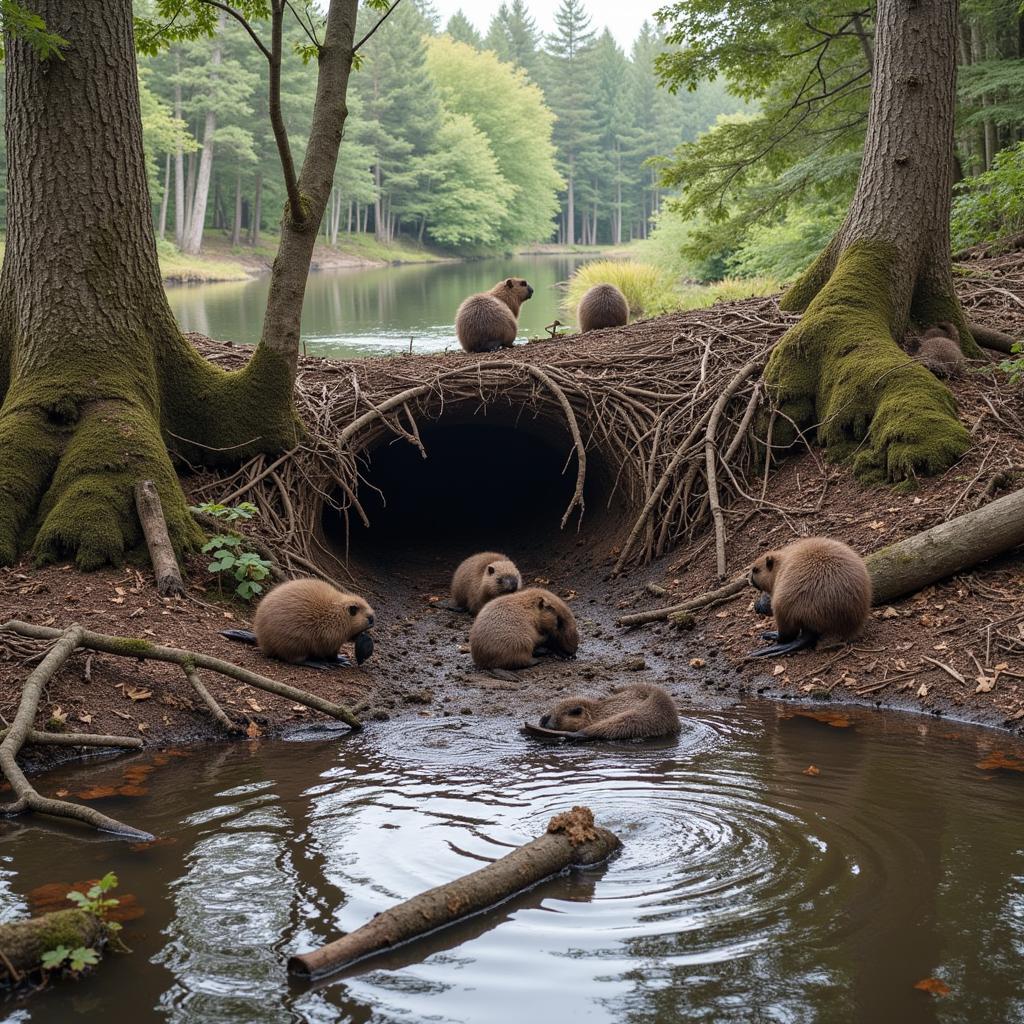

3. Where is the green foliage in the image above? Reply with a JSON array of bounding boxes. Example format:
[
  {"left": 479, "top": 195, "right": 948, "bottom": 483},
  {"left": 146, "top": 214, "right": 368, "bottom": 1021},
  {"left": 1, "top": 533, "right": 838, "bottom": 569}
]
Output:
[
  {"left": 951, "top": 141, "right": 1024, "bottom": 249},
  {"left": 40, "top": 946, "right": 99, "bottom": 973},
  {"left": 726, "top": 203, "right": 844, "bottom": 282},
  {"left": 190, "top": 500, "right": 258, "bottom": 523},
  {"left": 42, "top": 872, "right": 122, "bottom": 977},
  {"left": 425, "top": 36, "right": 562, "bottom": 247},
  {"left": 202, "top": 535, "right": 272, "bottom": 600},
  {"left": 998, "top": 343, "right": 1024, "bottom": 384},
  {"left": 445, "top": 10, "right": 482, "bottom": 48},
  {"left": 0, "top": 0, "right": 68, "bottom": 60},
  {"left": 564, "top": 259, "right": 679, "bottom": 319},
  {"left": 485, "top": 1, "right": 542, "bottom": 80}
]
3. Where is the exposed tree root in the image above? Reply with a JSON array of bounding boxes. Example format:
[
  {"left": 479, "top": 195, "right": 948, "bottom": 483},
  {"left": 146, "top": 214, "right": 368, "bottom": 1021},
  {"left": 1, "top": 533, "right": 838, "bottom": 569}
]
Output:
[
  {"left": 0, "top": 620, "right": 362, "bottom": 731},
  {"left": 618, "top": 578, "right": 749, "bottom": 627},
  {"left": 183, "top": 665, "right": 243, "bottom": 735},
  {"left": 288, "top": 806, "right": 620, "bottom": 980},
  {"left": 0, "top": 625, "right": 152, "bottom": 840}
]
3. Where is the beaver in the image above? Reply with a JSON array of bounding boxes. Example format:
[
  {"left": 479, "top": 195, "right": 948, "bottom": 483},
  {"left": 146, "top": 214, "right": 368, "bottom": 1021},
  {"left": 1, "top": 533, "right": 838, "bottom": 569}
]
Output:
[
  {"left": 748, "top": 537, "right": 871, "bottom": 657},
  {"left": 577, "top": 283, "right": 629, "bottom": 333},
  {"left": 455, "top": 278, "right": 534, "bottom": 353},
  {"left": 915, "top": 321, "right": 965, "bottom": 378},
  {"left": 221, "top": 579, "right": 375, "bottom": 667},
  {"left": 538, "top": 683, "right": 680, "bottom": 740},
  {"left": 469, "top": 587, "right": 578, "bottom": 678},
  {"left": 449, "top": 551, "right": 522, "bottom": 614}
]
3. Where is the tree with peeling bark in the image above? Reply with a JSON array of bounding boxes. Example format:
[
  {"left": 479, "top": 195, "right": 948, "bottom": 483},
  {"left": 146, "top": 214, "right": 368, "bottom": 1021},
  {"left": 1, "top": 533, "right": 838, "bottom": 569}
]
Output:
[
  {"left": 766, "top": 0, "right": 976, "bottom": 481},
  {"left": 0, "top": 0, "right": 393, "bottom": 571}
]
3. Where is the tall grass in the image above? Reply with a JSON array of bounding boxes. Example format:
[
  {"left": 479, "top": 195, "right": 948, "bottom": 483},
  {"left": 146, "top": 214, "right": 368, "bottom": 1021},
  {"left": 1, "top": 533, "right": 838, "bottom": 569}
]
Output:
[
  {"left": 564, "top": 258, "right": 779, "bottom": 324},
  {"left": 563, "top": 259, "right": 679, "bottom": 322}
]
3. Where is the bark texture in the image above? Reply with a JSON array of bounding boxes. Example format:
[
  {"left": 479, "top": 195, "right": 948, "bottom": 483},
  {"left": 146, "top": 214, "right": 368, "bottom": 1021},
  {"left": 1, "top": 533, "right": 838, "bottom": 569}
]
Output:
[
  {"left": 0, "top": 910, "right": 106, "bottom": 981},
  {"left": 0, "top": 1, "right": 357, "bottom": 570},
  {"left": 768, "top": 0, "right": 975, "bottom": 481}
]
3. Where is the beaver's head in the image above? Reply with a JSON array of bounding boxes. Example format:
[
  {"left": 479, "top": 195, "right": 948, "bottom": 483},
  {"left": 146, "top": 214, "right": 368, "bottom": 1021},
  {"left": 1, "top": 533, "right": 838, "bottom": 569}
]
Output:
[
  {"left": 482, "top": 558, "right": 521, "bottom": 602},
  {"left": 748, "top": 551, "right": 779, "bottom": 594},
  {"left": 540, "top": 695, "right": 599, "bottom": 731}
]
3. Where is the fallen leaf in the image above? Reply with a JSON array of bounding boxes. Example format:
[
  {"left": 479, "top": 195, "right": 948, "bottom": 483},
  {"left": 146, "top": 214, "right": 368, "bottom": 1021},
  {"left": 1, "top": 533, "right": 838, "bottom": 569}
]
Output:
[
  {"left": 246, "top": 721, "right": 262, "bottom": 739},
  {"left": 882, "top": 606, "right": 899, "bottom": 619},
  {"left": 715, "top": 611, "right": 730, "bottom": 619},
  {"left": 137, "top": 722, "right": 149, "bottom": 733},
  {"left": 917, "top": 683, "right": 929, "bottom": 698},
  {"left": 114, "top": 586, "right": 126, "bottom": 597},
  {"left": 55, "top": 789, "right": 70, "bottom": 798},
  {"left": 914, "top": 978, "right": 951, "bottom": 997},
  {"left": 245, "top": 698, "right": 265, "bottom": 712},
  {"left": 803, "top": 765, "right": 820, "bottom": 776},
  {"left": 126, "top": 687, "right": 152, "bottom": 702},
  {"left": 933, "top": 642, "right": 949, "bottom": 652},
  {"left": 77, "top": 713, "right": 92, "bottom": 725},
  {"left": 689, "top": 658, "right": 705, "bottom": 668},
  {"left": 110, "top": 597, "right": 125, "bottom": 605},
  {"left": 868, "top": 520, "right": 885, "bottom": 530},
  {"left": 773, "top": 664, "right": 786, "bottom": 676},
  {"left": 975, "top": 675, "right": 996, "bottom": 694}
]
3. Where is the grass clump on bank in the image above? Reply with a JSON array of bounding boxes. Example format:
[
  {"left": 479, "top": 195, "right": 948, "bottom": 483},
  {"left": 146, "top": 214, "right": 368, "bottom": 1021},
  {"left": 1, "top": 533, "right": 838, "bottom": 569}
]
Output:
[
  {"left": 157, "top": 240, "right": 252, "bottom": 284},
  {"left": 564, "top": 257, "right": 779, "bottom": 325}
]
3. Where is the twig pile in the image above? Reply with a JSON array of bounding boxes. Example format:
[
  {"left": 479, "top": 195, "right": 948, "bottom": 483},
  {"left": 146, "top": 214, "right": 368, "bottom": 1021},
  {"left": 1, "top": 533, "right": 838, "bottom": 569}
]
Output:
[{"left": 187, "top": 296, "right": 796, "bottom": 579}]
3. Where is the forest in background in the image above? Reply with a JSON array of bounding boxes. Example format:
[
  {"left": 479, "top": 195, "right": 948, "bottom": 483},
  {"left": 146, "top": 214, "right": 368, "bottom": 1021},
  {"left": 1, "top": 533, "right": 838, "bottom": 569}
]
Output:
[{"left": 37, "top": 0, "right": 740, "bottom": 264}]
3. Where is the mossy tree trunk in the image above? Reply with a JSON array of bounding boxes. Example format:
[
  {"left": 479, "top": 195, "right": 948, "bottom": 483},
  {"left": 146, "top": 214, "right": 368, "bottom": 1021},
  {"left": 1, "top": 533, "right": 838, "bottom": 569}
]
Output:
[
  {"left": 0, "top": 0, "right": 357, "bottom": 569},
  {"left": 767, "top": 0, "right": 975, "bottom": 482}
]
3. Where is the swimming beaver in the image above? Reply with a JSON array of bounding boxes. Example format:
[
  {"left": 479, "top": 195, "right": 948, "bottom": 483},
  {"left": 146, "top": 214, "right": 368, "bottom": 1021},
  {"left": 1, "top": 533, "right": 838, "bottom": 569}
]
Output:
[
  {"left": 748, "top": 537, "right": 871, "bottom": 657},
  {"left": 538, "top": 683, "right": 680, "bottom": 740}
]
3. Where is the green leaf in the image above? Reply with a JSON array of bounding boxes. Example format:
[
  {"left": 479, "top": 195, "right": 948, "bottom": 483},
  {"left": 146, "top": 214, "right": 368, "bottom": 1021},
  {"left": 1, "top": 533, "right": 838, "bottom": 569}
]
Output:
[
  {"left": 69, "top": 947, "right": 100, "bottom": 972},
  {"left": 41, "top": 946, "right": 70, "bottom": 970},
  {"left": 66, "top": 890, "right": 89, "bottom": 907}
]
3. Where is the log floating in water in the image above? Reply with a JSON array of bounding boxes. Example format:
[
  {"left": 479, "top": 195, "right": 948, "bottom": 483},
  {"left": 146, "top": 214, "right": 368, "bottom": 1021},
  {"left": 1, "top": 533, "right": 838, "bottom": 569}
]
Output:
[
  {"left": 287, "top": 806, "right": 621, "bottom": 980},
  {"left": 0, "top": 909, "right": 105, "bottom": 984}
]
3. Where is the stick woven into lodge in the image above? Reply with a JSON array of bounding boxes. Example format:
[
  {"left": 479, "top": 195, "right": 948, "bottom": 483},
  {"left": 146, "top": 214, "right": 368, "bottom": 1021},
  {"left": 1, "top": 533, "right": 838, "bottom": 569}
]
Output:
[{"left": 288, "top": 806, "right": 621, "bottom": 980}]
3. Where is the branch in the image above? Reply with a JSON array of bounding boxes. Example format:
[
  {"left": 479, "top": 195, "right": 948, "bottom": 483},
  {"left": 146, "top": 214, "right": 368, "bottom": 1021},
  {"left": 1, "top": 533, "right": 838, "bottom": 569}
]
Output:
[
  {"left": 197, "top": 0, "right": 271, "bottom": 59},
  {"left": 135, "top": 480, "right": 186, "bottom": 597},
  {"left": 353, "top": 0, "right": 404, "bottom": 53},
  {"left": 268, "top": 1, "right": 304, "bottom": 225},
  {"left": 285, "top": 0, "right": 321, "bottom": 49}
]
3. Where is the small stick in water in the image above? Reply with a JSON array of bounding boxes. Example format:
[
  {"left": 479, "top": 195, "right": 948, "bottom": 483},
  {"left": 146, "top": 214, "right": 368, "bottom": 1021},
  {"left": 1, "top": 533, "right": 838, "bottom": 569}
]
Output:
[{"left": 287, "top": 806, "right": 621, "bottom": 980}]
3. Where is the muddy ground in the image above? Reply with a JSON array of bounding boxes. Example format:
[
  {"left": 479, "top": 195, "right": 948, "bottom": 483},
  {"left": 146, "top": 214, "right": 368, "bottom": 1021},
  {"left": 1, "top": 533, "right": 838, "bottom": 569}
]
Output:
[{"left": 3, "top": 273, "right": 1024, "bottom": 780}]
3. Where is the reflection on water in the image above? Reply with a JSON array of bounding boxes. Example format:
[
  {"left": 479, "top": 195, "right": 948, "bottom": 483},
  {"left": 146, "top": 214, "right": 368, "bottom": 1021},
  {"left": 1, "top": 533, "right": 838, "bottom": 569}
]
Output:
[
  {"left": 166, "top": 255, "right": 595, "bottom": 358},
  {"left": 1, "top": 706, "right": 1023, "bottom": 1023}
]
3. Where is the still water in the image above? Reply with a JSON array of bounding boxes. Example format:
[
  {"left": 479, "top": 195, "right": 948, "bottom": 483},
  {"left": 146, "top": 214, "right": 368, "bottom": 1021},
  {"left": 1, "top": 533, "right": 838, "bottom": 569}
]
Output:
[
  {"left": 166, "top": 255, "right": 594, "bottom": 358},
  {"left": 2, "top": 704, "right": 1023, "bottom": 1023}
]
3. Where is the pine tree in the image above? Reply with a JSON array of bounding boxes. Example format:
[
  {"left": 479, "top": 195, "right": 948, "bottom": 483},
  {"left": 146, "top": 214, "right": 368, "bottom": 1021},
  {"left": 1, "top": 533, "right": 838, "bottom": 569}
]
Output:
[
  {"left": 485, "top": 1, "right": 541, "bottom": 80},
  {"left": 445, "top": 10, "right": 482, "bottom": 48},
  {"left": 543, "top": 0, "right": 599, "bottom": 244}
]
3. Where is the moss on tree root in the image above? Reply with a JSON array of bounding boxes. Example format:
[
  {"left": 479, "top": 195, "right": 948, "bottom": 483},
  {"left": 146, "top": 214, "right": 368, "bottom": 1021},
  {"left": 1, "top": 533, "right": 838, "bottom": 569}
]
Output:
[
  {"left": 0, "top": 331, "right": 302, "bottom": 570},
  {"left": 766, "top": 241, "right": 970, "bottom": 481}
]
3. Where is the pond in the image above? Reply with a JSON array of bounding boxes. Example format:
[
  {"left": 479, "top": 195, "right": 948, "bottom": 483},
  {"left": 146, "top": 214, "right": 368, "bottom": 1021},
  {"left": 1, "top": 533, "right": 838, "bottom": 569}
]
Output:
[
  {"left": 165, "top": 254, "right": 596, "bottom": 359},
  {"left": 2, "top": 704, "right": 1023, "bottom": 1022}
]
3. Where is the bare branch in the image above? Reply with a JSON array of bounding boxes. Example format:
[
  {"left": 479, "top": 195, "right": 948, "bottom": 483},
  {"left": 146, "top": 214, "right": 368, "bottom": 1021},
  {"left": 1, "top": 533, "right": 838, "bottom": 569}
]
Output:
[
  {"left": 196, "top": 0, "right": 271, "bottom": 59},
  {"left": 353, "top": 0, "right": 404, "bottom": 53}
]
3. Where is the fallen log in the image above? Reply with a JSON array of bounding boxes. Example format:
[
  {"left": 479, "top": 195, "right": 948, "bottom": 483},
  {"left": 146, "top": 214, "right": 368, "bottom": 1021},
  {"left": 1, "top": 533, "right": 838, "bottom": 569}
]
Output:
[
  {"left": 0, "top": 908, "right": 106, "bottom": 985},
  {"left": 288, "top": 806, "right": 621, "bottom": 980},
  {"left": 866, "top": 484, "right": 1024, "bottom": 604},
  {"left": 135, "top": 480, "right": 185, "bottom": 598},
  {"left": 968, "top": 321, "right": 1018, "bottom": 355},
  {"left": 620, "top": 486, "right": 1024, "bottom": 625}
]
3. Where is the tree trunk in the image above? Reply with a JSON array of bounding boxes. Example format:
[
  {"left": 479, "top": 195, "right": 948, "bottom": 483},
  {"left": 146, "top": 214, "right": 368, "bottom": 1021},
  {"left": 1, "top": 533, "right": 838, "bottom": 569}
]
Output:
[
  {"left": 231, "top": 170, "right": 242, "bottom": 247},
  {"left": 566, "top": 161, "right": 575, "bottom": 246},
  {"left": 182, "top": 21, "right": 223, "bottom": 256},
  {"left": 249, "top": 171, "right": 262, "bottom": 246},
  {"left": 768, "top": 0, "right": 974, "bottom": 483},
  {"left": 0, "top": 1, "right": 305, "bottom": 568},
  {"left": 184, "top": 149, "right": 197, "bottom": 241},
  {"left": 173, "top": 65, "right": 185, "bottom": 247},
  {"left": 158, "top": 152, "right": 171, "bottom": 240}
]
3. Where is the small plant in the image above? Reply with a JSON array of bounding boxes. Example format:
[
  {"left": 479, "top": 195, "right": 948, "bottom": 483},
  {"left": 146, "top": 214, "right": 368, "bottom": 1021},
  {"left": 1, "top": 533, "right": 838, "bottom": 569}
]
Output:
[
  {"left": 999, "top": 342, "right": 1024, "bottom": 385},
  {"left": 190, "top": 500, "right": 258, "bottom": 523},
  {"left": 203, "top": 535, "right": 272, "bottom": 601},
  {"left": 41, "top": 872, "right": 123, "bottom": 979}
]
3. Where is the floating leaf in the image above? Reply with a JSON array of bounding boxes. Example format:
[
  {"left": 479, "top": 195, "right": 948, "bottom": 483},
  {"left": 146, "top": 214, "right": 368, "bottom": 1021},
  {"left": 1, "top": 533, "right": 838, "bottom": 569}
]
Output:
[
  {"left": 914, "top": 977, "right": 951, "bottom": 997},
  {"left": 803, "top": 765, "right": 820, "bottom": 776},
  {"left": 976, "top": 751, "right": 1024, "bottom": 773}
]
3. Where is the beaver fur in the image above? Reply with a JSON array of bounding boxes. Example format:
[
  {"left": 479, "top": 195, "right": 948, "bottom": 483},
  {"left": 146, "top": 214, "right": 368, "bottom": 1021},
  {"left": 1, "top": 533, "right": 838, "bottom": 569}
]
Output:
[
  {"left": 916, "top": 321, "right": 965, "bottom": 378},
  {"left": 455, "top": 278, "right": 534, "bottom": 353},
  {"left": 450, "top": 551, "right": 522, "bottom": 614},
  {"left": 539, "top": 683, "right": 680, "bottom": 739},
  {"left": 577, "top": 283, "right": 629, "bottom": 333},
  {"left": 469, "top": 587, "right": 578, "bottom": 672},
  {"left": 748, "top": 537, "right": 871, "bottom": 656},
  {"left": 253, "top": 579, "right": 374, "bottom": 663}
]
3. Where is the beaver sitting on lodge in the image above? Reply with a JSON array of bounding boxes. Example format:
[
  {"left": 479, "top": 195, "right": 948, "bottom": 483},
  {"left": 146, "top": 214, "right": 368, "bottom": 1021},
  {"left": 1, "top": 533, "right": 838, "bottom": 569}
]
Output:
[
  {"left": 469, "top": 587, "right": 578, "bottom": 679},
  {"left": 576, "top": 283, "right": 629, "bottom": 333},
  {"left": 536, "top": 683, "right": 680, "bottom": 740},
  {"left": 447, "top": 551, "right": 522, "bottom": 614},
  {"left": 748, "top": 537, "right": 872, "bottom": 658},
  {"left": 220, "top": 578, "right": 375, "bottom": 668},
  {"left": 455, "top": 278, "right": 534, "bottom": 353}
]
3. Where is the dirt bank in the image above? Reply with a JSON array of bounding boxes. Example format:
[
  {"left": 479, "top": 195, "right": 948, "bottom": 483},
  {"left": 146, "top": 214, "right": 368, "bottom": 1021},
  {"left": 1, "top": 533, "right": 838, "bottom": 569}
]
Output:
[{"left": 2, "top": 256, "right": 1023, "bottom": 785}]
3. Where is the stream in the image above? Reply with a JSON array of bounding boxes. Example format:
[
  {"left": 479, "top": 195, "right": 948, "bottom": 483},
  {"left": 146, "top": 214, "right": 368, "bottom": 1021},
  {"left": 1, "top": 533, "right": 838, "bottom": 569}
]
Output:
[{"left": 1, "top": 705, "right": 1022, "bottom": 1022}]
